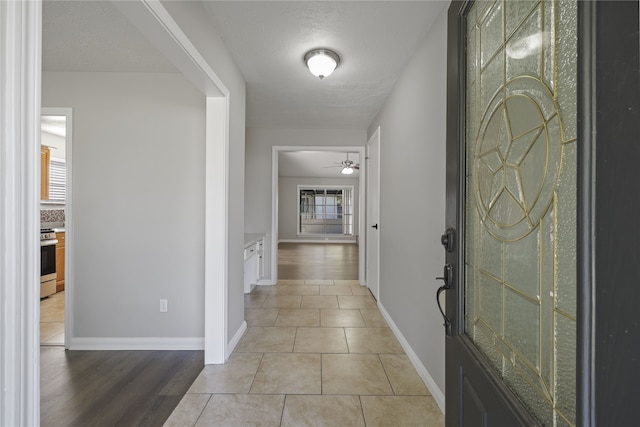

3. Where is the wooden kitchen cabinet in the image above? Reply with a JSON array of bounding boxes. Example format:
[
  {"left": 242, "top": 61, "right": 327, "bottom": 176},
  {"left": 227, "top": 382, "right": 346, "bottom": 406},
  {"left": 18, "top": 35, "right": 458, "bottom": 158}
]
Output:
[
  {"left": 55, "top": 231, "right": 65, "bottom": 292},
  {"left": 40, "top": 145, "right": 50, "bottom": 200}
]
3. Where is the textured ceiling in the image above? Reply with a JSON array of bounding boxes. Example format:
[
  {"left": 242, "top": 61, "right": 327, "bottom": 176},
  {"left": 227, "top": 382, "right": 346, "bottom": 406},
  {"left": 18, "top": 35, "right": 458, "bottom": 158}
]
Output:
[
  {"left": 280, "top": 151, "right": 361, "bottom": 178},
  {"left": 202, "top": 1, "right": 448, "bottom": 128},
  {"left": 42, "top": 1, "right": 177, "bottom": 72},
  {"left": 41, "top": 1, "right": 447, "bottom": 130}
]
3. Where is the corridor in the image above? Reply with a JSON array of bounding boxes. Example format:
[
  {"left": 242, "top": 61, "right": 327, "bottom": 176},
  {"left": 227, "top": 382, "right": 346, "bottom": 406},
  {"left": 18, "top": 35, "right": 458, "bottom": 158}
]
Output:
[{"left": 166, "top": 244, "right": 444, "bottom": 426}]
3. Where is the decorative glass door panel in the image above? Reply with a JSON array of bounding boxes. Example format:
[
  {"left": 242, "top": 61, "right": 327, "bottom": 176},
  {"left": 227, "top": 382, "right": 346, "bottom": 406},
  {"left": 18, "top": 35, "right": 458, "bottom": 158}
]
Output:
[{"left": 465, "top": 0, "right": 576, "bottom": 425}]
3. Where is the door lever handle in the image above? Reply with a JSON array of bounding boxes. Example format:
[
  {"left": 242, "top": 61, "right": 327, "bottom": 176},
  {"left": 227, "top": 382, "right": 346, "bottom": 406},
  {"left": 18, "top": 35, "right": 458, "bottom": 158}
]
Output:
[
  {"left": 371, "top": 224, "right": 378, "bottom": 229},
  {"left": 436, "top": 264, "right": 452, "bottom": 336}
]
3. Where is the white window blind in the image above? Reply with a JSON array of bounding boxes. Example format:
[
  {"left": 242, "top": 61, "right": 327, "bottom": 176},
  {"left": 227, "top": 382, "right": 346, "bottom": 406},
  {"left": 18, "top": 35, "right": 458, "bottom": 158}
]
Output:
[{"left": 49, "top": 159, "right": 66, "bottom": 202}]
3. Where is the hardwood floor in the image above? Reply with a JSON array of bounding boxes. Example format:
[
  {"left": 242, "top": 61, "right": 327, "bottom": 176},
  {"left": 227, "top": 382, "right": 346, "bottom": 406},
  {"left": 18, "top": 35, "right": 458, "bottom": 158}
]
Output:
[
  {"left": 277, "top": 242, "right": 358, "bottom": 280},
  {"left": 40, "top": 243, "right": 357, "bottom": 426},
  {"left": 40, "top": 348, "right": 203, "bottom": 426}
]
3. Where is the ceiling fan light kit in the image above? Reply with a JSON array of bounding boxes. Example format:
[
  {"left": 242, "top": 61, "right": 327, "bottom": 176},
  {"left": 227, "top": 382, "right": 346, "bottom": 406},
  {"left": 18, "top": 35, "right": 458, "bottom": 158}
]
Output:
[
  {"left": 304, "top": 48, "right": 340, "bottom": 79},
  {"left": 341, "top": 166, "right": 354, "bottom": 175},
  {"left": 321, "top": 152, "right": 360, "bottom": 174}
]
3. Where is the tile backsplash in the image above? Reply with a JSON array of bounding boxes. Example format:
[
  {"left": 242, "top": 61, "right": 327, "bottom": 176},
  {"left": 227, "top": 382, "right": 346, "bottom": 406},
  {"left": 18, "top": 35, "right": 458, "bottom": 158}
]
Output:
[{"left": 40, "top": 208, "right": 65, "bottom": 229}]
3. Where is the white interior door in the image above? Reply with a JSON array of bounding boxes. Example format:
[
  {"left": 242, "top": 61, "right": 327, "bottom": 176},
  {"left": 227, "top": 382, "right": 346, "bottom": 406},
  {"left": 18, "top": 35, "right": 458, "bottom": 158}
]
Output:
[{"left": 366, "top": 128, "right": 380, "bottom": 300}]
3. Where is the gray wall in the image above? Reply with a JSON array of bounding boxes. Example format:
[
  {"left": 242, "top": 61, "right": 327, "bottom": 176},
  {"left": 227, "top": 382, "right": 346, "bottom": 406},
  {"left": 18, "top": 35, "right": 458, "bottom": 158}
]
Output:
[
  {"left": 367, "top": 6, "right": 448, "bottom": 396},
  {"left": 42, "top": 0, "right": 250, "bottom": 348},
  {"left": 245, "top": 128, "right": 366, "bottom": 280},
  {"left": 43, "top": 72, "right": 206, "bottom": 339},
  {"left": 162, "top": 0, "right": 247, "bottom": 350},
  {"left": 278, "top": 176, "right": 359, "bottom": 241}
]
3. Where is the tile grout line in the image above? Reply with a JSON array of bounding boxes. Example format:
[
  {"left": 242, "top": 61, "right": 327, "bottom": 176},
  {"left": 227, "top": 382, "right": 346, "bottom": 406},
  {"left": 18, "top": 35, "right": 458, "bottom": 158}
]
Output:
[
  {"left": 247, "top": 352, "right": 265, "bottom": 394},
  {"left": 357, "top": 309, "right": 367, "bottom": 327},
  {"left": 273, "top": 308, "right": 282, "bottom": 326},
  {"left": 377, "top": 353, "right": 398, "bottom": 396},
  {"left": 343, "top": 327, "right": 351, "bottom": 354},
  {"left": 292, "top": 326, "right": 299, "bottom": 353},
  {"left": 192, "top": 393, "right": 213, "bottom": 427},
  {"left": 320, "top": 353, "right": 324, "bottom": 395},
  {"left": 359, "top": 395, "right": 367, "bottom": 426},
  {"left": 279, "top": 394, "right": 287, "bottom": 427}
]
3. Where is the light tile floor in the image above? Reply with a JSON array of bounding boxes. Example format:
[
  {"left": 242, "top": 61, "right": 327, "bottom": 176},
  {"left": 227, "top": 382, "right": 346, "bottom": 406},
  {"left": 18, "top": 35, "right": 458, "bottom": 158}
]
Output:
[
  {"left": 40, "top": 291, "right": 65, "bottom": 346},
  {"left": 165, "top": 280, "right": 444, "bottom": 426}
]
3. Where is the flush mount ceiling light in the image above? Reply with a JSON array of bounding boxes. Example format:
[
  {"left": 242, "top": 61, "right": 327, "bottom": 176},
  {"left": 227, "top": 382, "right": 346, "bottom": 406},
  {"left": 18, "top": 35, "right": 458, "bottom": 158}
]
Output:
[{"left": 304, "top": 48, "right": 340, "bottom": 80}]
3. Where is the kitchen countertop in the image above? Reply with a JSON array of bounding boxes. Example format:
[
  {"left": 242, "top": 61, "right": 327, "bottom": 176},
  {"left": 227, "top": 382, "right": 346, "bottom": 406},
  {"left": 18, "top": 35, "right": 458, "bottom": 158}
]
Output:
[
  {"left": 41, "top": 221, "right": 65, "bottom": 232},
  {"left": 244, "top": 233, "right": 265, "bottom": 247}
]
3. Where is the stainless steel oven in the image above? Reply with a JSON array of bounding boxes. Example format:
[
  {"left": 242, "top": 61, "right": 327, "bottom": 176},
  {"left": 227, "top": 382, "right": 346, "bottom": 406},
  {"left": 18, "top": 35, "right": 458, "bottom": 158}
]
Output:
[{"left": 40, "top": 230, "right": 57, "bottom": 298}]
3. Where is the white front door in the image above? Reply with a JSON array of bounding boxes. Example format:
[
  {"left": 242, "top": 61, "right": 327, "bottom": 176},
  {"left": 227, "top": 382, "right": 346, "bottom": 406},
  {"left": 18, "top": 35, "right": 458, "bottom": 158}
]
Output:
[{"left": 366, "top": 128, "right": 380, "bottom": 300}]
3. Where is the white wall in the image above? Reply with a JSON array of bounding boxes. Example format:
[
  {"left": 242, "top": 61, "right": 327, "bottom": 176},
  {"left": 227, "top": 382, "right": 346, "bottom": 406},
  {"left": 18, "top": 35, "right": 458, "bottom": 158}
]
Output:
[
  {"left": 245, "top": 128, "right": 366, "bottom": 279},
  {"left": 160, "top": 0, "right": 247, "bottom": 346},
  {"left": 278, "top": 176, "right": 359, "bottom": 241},
  {"left": 367, "top": 6, "right": 448, "bottom": 400},
  {"left": 42, "top": 72, "right": 206, "bottom": 340}
]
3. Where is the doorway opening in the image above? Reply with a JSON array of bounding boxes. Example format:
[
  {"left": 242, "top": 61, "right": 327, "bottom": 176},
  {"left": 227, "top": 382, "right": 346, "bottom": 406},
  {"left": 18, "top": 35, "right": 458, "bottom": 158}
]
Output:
[
  {"left": 271, "top": 146, "right": 366, "bottom": 286},
  {"left": 40, "top": 108, "right": 72, "bottom": 349}
]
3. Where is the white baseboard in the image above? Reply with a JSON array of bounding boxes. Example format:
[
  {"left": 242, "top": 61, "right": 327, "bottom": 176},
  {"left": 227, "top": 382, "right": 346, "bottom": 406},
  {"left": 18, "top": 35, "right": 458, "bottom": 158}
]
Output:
[
  {"left": 258, "top": 279, "right": 275, "bottom": 286},
  {"left": 226, "top": 320, "right": 247, "bottom": 358},
  {"left": 69, "top": 336, "right": 204, "bottom": 351},
  {"left": 278, "top": 239, "right": 357, "bottom": 244},
  {"left": 377, "top": 302, "right": 446, "bottom": 414}
]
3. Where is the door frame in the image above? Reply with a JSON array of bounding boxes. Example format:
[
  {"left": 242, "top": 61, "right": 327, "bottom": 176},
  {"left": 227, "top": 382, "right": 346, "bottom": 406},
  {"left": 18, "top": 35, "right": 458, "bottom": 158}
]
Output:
[
  {"left": 365, "top": 127, "right": 381, "bottom": 300},
  {"left": 270, "top": 145, "right": 366, "bottom": 286},
  {"left": 446, "top": 1, "right": 640, "bottom": 425},
  {"left": 576, "top": 2, "right": 640, "bottom": 425},
  {"left": 0, "top": 2, "right": 41, "bottom": 423}
]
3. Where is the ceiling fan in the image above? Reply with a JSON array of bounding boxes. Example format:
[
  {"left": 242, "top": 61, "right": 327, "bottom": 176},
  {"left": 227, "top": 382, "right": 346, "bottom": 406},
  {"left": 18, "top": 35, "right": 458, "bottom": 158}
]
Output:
[{"left": 323, "top": 153, "right": 360, "bottom": 175}]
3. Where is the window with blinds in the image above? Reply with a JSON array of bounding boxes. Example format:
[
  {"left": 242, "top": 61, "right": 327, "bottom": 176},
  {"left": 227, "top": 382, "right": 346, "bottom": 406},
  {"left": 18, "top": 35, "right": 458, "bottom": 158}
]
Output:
[
  {"left": 298, "top": 186, "right": 354, "bottom": 236},
  {"left": 48, "top": 158, "right": 66, "bottom": 202}
]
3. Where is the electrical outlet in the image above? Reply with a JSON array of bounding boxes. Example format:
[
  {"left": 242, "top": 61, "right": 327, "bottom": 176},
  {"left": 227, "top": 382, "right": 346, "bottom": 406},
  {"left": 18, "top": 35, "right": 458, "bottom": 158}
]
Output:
[{"left": 159, "top": 299, "right": 168, "bottom": 313}]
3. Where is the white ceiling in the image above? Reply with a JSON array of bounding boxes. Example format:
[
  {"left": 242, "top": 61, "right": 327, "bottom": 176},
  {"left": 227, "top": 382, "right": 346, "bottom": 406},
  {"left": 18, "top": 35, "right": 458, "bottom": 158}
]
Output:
[
  {"left": 203, "top": 1, "right": 447, "bottom": 128},
  {"left": 279, "top": 151, "right": 360, "bottom": 178},
  {"left": 42, "top": 1, "right": 178, "bottom": 73},
  {"left": 41, "top": 0, "right": 447, "bottom": 130}
]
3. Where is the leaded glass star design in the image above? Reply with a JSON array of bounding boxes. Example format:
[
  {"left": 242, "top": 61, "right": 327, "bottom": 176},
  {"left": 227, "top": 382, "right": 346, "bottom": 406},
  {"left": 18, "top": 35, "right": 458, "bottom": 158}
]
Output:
[{"left": 474, "top": 77, "right": 563, "bottom": 241}]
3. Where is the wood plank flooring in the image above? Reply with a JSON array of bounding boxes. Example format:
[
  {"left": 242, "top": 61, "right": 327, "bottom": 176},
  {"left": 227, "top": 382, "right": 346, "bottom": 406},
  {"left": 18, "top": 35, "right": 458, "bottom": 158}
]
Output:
[
  {"left": 40, "top": 243, "right": 357, "bottom": 426},
  {"left": 277, "top": 243, "right": 358, "bottom": 280},
  {"left": 40, "top": 348, "right": 203, "bottom": 427}
]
